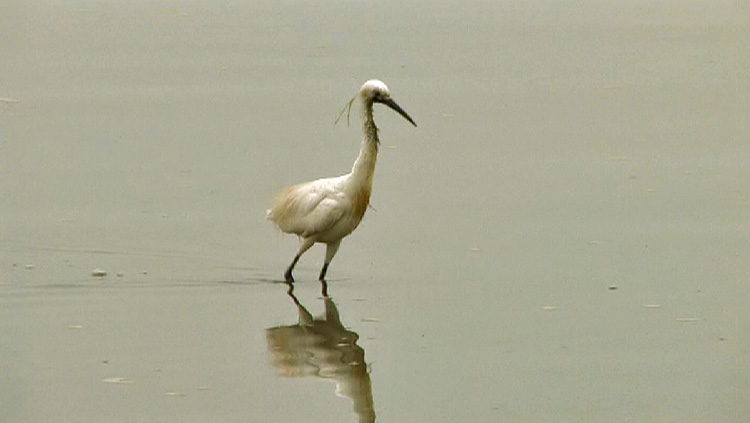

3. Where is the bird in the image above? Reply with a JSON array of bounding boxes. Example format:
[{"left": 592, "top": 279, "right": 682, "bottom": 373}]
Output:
[{"left": 267, "top": 80, "right": 417, "bottom": 283}]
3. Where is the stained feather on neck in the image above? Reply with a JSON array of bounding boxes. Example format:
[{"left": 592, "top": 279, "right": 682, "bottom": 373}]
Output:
[{"left": 361, "top": 102, "right": 379, "bottom": 146}]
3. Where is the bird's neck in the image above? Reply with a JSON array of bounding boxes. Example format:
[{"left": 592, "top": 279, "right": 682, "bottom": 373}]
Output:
[{"left": 349, "top": 103, "right": 379, "bottom": 189}]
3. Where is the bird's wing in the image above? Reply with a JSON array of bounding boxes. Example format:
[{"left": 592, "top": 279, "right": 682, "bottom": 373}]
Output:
[
  {"left": 268, "top": 177, "right": 349, "bottom": 237},
  {"left": 298, "top": 194, "right": 348, "bottom": 237}
]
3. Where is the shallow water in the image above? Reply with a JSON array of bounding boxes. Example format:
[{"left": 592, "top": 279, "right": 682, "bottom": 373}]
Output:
[{"left": 2, "top": 1, "right": 749, "bottom": 422}]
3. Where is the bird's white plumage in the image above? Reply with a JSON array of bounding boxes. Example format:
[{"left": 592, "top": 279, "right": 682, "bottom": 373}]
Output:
[
  {"left": 268, "top": 175, "right": 355, "bottom": 241},
  {"left": 268, "top": 80, "right": 416, "bottom": 282},
  {"left": 361, "top": 80, "right": 389, "bottom": 97}
]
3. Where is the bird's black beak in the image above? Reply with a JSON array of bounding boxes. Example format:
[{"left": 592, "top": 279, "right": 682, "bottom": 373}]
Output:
[{"left": 377, "top": 97, "right": 417, "bottom": 127}]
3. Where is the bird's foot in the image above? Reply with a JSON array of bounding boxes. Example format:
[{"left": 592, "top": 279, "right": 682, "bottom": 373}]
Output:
[
  {"left": 319, "top": 279, "right": 329, "bottom": 297},
  {"left": 284, "top": 270, "right": 295, "bottom": 283}
]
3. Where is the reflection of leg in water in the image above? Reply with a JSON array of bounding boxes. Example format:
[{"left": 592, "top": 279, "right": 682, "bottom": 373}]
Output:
[
  {"left": 285, "top": 279, "right": 328, "bottom": 301},
  {"left": 267, "top": 282, "right": 376, "bottom": 422},
  {"left": 285, "top": 281, "right": 301, "bottom": 306}
]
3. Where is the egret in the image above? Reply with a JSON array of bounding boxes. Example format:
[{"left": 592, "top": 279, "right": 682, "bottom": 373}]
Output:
[{"left": 267, "top": 80, "right": 417, "bottom": 283}]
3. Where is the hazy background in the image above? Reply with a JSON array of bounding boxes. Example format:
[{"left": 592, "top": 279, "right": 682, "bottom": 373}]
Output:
[{"left": 2, "top": 1, "right": 749, "bottom": 422}]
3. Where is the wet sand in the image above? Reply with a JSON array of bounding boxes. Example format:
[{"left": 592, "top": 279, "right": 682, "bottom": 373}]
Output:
[{"left": 2, "top": 1, "right": 749, "bottom": 422}]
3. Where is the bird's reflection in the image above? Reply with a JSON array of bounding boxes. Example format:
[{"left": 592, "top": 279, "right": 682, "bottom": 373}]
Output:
[{"left": 265, "top": 282, "right": 375, "bottom": 423}]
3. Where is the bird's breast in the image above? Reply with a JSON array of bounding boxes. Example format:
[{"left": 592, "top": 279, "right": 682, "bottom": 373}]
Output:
[{"left": 315, "top": 185, "right": 370, "bottom": 243}]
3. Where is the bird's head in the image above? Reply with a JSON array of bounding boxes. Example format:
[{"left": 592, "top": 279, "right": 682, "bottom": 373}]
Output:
[
  {"left": 360, "top": 80, "right": 417, "bottom": 127},
  {"left": 336, "top": 80, "right": 417, "bottom": 127},
  {"left": 359, "top": 80, "right": 391, "bottom": 102}
]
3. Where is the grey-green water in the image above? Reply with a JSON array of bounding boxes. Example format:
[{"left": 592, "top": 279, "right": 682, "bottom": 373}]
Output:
[{"left": 2, "top": 1, "right": 749, "bottom": 422}]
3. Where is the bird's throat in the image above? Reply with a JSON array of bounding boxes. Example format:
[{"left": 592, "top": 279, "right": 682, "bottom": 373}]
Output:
[{"left": 349, "top": 133, "right": 377, "bottom": 188}]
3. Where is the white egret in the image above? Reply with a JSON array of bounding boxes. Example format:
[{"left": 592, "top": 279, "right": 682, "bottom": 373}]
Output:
[{"left": 267, "top": 80, "right": 417, "bottom": 282}]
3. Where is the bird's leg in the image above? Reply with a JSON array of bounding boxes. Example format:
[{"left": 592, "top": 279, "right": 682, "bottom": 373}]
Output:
[
  {"left": 318, "top": 263, "right": 329, "bottom": 282},
  {"left": 284, "top": 254, "right": 301, "bottom": 283},
  {"left": 285, "top": 237, "right": 315, "bottom": 283},
  {"left": 319, "top": 240, "right": 341, "bottom": 281}
]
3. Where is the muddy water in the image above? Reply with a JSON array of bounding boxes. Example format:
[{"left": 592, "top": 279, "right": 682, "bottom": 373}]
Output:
[{"left": 2, "top": 1, "right": 749, "bottom": 422}]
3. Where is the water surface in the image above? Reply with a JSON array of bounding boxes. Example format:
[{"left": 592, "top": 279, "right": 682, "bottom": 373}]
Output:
[{"left": 2, "top": 1, "right": 749, "bottom": 422}]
